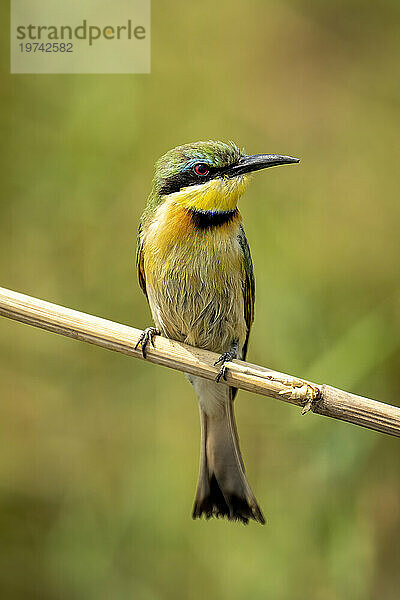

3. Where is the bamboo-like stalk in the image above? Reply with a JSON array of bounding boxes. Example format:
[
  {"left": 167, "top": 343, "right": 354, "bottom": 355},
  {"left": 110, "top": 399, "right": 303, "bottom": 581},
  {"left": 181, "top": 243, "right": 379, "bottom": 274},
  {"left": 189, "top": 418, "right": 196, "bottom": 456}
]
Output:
[{"left": 0, "top": 286, "right": 399, "bottom": 437}]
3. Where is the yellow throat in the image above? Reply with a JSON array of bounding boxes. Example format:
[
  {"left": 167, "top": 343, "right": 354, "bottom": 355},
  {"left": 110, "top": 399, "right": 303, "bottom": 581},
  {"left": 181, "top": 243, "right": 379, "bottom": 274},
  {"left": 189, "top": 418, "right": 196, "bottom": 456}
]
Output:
[{"left": 168, "top": 174, "right": 250, "bottom": 212}]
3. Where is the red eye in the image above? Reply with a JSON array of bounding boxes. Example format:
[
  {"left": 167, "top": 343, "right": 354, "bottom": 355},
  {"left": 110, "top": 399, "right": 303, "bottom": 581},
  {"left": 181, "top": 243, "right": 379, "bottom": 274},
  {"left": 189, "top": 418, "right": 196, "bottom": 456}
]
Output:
[{"left": 194, "top": 163, "right": 210, "bottom": 176}]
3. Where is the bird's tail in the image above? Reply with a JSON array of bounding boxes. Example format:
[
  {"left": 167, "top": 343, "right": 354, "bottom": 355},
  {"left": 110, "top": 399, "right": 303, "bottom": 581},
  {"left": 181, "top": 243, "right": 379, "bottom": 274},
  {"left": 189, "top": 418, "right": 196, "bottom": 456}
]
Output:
[{"left": 190, "top": 378, "right": 265, "bottom": 525}]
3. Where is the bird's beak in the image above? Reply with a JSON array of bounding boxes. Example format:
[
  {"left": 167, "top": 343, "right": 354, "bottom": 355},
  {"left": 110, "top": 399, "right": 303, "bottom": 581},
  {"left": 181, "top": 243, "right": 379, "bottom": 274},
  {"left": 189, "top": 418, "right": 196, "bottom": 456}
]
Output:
[{"left": 224, "top": 154, "right": 300, "bottom": 177}]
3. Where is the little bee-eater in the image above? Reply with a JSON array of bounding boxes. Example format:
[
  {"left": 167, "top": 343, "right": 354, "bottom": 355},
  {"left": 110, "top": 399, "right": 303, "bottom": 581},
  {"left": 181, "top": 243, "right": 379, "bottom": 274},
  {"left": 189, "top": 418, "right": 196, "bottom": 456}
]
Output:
[{"left": 136, "top": 140, "right": 299, "bottom": 524}]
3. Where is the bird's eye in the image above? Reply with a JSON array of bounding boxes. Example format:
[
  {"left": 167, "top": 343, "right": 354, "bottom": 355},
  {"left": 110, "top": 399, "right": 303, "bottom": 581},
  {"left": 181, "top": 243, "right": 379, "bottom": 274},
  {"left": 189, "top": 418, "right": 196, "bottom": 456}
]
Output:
[{"left": 194, "top": 163, "right": 210, "bottom": 176}]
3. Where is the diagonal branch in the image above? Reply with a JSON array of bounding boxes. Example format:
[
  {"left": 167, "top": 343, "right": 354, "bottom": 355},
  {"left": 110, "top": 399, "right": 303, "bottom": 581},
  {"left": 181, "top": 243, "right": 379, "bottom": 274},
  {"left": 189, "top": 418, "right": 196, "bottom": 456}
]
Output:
[{"left": 0, "top": 286, "right": 399, "bottom": 437}]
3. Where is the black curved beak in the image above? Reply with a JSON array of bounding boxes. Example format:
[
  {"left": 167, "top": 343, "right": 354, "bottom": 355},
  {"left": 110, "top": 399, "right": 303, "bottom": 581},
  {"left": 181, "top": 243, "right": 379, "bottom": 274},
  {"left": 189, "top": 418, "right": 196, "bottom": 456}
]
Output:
[{"left": 224, "top": 154, "right": 300, "bottom": 177}]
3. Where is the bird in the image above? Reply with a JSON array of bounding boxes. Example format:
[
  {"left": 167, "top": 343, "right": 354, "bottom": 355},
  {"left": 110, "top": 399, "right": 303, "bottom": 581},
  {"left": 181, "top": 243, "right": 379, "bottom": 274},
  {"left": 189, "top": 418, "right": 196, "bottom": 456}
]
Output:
[{"left": 136, "top": 140, "right": 299, "bottom": 524}]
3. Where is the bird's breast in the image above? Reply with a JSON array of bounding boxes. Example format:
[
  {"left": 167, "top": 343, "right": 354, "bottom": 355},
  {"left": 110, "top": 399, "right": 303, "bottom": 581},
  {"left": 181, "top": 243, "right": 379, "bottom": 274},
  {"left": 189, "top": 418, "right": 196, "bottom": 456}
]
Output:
[{"left": 142, "top": 201, "right": 247, "bottom": 353}]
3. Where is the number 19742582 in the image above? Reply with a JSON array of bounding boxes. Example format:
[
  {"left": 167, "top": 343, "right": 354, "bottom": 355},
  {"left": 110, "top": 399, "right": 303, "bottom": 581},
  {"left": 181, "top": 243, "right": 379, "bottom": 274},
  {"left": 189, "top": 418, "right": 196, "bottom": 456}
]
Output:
[{"left": 19, "top": 42, "right": 73, "bottom": 53}]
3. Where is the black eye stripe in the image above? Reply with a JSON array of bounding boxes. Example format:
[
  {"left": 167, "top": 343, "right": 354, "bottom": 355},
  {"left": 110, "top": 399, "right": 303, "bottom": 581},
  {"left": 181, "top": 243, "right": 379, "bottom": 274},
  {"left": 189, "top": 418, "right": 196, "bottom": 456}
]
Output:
[{"left": 158, "top": 164, "right": 232, "bottom": 196}]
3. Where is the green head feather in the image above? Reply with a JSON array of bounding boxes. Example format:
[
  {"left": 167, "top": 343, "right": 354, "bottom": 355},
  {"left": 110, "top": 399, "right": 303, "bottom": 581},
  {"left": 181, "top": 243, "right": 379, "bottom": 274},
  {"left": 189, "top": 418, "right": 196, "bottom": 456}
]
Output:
[{"left": 143, "top": 140, "right": 243, "bottom": 222}]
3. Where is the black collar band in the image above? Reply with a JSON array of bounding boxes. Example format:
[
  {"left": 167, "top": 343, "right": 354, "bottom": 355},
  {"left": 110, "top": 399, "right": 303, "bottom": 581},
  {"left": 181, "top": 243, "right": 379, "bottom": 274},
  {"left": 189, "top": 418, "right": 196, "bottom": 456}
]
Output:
[{"left": 187, "top": 208, "right": 239, "bottom": 230}]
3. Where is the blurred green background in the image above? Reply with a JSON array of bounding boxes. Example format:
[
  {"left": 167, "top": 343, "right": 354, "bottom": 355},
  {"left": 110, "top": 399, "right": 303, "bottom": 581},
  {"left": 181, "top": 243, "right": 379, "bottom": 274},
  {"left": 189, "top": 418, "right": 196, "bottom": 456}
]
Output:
[{"left": 1, "top": 1, "right": 400, "bottom": 598}]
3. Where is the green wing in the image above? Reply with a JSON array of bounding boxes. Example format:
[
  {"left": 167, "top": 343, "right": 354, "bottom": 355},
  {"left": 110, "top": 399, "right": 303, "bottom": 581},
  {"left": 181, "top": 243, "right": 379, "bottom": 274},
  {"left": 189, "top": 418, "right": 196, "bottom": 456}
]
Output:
[
  {"left": 136, "top": 225, "right": 147, "bottom": 298},
  {"left": 231, "top": 226, "right": 254, "bottom": 401},
  {"left": 238, "top": 225, "right": 255, "bottom": 363}
]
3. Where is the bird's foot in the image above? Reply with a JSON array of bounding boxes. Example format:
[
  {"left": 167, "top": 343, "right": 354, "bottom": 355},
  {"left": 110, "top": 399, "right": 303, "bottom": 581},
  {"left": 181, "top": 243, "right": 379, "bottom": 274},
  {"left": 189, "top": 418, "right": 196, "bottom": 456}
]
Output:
[
  {"left": 135, "top": 327, "right": 159, "bottom": 358},
  {"left": 214, "top": 340, "right": 239, "bottom": 383}
]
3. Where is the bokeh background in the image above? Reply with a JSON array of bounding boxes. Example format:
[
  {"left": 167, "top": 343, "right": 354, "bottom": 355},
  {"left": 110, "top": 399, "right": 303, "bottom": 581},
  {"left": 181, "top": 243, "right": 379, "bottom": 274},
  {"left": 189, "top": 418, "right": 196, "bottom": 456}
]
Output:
[{"left": 1, "top": 1, "right": 400, "bottom": 598}]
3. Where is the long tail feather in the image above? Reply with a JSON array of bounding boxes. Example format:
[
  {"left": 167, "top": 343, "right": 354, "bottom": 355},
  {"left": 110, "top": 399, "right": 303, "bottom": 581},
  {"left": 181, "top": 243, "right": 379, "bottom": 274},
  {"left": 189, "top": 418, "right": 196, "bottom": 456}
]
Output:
[{"left": 191, "top": 379, "right": 265, "bottom": 525}]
